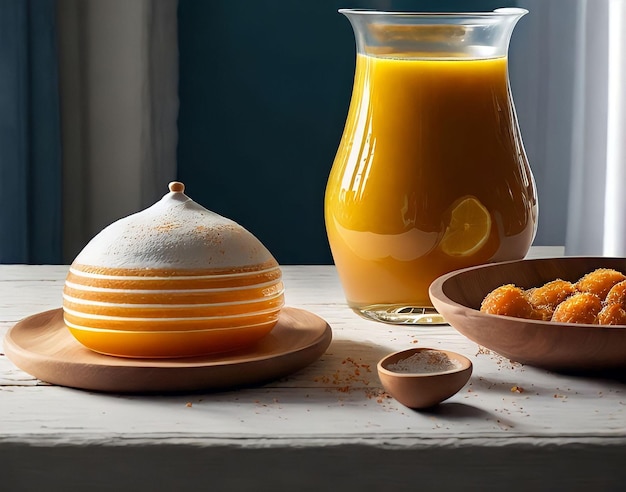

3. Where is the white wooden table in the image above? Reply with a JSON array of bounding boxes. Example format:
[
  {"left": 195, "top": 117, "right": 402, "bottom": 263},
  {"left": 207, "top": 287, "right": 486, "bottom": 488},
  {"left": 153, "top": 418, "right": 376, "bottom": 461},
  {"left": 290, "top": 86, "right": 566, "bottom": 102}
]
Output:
[{"left": 2, "top": 247, "right": 625, "bottom": 491}]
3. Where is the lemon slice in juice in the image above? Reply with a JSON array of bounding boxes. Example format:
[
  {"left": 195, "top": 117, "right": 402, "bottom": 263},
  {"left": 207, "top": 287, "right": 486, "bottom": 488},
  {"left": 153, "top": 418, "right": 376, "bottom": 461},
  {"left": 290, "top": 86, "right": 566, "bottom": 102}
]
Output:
[{"left": 440, "top": 196, "right": 492, "bottom": 257}]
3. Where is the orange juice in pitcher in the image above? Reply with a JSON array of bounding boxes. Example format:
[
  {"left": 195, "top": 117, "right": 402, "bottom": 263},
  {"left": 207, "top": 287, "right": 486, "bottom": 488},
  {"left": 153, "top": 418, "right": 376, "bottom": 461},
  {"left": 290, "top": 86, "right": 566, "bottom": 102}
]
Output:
[{"left": 325, "top": 9, "right": 537, "bottom": 324}]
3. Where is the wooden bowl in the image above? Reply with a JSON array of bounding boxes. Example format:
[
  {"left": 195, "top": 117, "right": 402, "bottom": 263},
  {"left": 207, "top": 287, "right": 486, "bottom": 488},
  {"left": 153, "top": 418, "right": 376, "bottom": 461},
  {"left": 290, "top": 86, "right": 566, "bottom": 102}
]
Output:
[
  {"left": 429, "top": 257, "right": 626, "bottom": 371},
  {"left": 377, "top": 348, "right": 472, "bottom": 409}
]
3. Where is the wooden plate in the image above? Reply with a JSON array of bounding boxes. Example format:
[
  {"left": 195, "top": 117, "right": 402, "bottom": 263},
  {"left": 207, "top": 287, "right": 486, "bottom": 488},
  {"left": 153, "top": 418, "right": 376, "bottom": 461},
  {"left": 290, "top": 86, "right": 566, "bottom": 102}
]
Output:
[
  {"left": 429, "top": 256, "right": 626, "bottom": 371},
  {"left": 4, "top": 307, "right": 332, "bottom": 393}
]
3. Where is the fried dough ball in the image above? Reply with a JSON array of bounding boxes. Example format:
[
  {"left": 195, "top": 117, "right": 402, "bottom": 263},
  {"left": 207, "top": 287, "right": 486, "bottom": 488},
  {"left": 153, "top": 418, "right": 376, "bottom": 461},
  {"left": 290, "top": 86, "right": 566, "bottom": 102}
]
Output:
[
  {"left": 605, "top": 280, "right": 626, "bottom": 308},
  {"left": 527, "top": 279, "right": 575, "bottom": 308},
  {"left": 597, "top": 303, "right": 626, "bottom": 325},
  {"left": 526, "top": 279, "right": 576, "bottom": 317},
  {"left": 481, "top": 268, "right": 626, "bottom": 325},
  {"left": 523, "top": 287, "right": 555, "bottom": 320},
  {"left": 551, "top": 292, "right": 602, "bottom": 324},
  {"left": 576, "top": 268, "right": 626, "bottom": 301},
  {"left": 480, "top": 284, "right": 537, "bottom": 319}
]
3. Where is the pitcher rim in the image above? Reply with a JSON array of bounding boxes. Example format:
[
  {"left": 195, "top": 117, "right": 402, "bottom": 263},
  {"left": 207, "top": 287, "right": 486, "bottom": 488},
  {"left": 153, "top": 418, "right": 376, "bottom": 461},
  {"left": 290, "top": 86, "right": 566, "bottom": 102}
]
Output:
[{"left": 338, "top": 7, "right": 528, "bottom": 18}]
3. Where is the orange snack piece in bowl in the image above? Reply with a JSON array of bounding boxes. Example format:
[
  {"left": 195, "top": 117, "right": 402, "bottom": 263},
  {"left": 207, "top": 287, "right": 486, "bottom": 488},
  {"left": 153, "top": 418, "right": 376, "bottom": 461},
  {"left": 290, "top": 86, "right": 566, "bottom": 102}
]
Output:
[
  {"left": 551, "top": 292, "right": 602, "bottom": 324},
  {"left": 480, "top": 284, "right": 537, "bottom": 320},
  {"left": 605, "top": 280, "right": 626, "bottom": 308},
  {"left": 525, "top": 279, "right": 576, "bottom": 321},
  {"left": 598, "top": 303, "right": 626, "bottom": 325},
  {"left": 576, "top": 268, "right": 626, "bottom": 301},
  {"left": 479, "top": 266, "right": 626, "bottom": 326},
  {"left": 527, "top": 279, "right": 576, "bottom": 310}
]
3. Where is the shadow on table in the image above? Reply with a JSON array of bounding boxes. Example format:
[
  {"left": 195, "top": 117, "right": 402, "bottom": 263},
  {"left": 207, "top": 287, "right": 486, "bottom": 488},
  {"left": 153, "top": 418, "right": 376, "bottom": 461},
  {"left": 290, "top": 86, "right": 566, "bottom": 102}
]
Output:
[
  {"left": 414, "top": 401, "right": 518, "bottom": 429},
  {"left": 469, "top": 368, "right": 626, "bottom": 400},
  {"left": 93, "top": 338, "right": 395, "bottom": 399},
  {"left": 555, "top": 367, "right": 626, "bottom": 384},
  {"left": 419, "top": 401, "right": 497, "bottom": 417},
  {"left": 257, "top": 337, "right": 394, "bottom": 395}
]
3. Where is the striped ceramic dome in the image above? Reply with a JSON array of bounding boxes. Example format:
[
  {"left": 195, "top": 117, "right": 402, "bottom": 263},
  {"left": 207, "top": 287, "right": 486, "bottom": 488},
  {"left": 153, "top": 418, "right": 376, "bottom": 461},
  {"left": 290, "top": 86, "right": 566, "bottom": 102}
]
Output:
[{"left": 63, "top": 182, "right": 284, "bottom": 358}]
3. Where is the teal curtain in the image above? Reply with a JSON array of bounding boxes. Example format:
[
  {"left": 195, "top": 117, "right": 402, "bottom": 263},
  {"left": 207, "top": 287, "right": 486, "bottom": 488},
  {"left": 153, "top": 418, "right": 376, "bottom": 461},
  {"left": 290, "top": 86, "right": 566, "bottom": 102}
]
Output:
[
  {"left": 177, "top": 0, "right": 512, "bottom": 265},
  {"left": 0, "top": 0, "right": 62, "bottom": 264}
]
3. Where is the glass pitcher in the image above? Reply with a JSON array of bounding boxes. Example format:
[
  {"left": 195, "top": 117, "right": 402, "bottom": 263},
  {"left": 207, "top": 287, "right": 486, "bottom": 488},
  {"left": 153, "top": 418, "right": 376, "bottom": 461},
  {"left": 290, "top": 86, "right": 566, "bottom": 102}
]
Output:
[{"left": 325, "top": 8, "right": 537, "bottom": 325}]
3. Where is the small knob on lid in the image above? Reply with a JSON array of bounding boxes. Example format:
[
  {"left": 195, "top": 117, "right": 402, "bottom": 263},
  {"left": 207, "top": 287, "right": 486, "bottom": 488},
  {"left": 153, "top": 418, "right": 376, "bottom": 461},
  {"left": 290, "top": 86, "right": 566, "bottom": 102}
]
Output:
[{"left": 168, "top": 181, "right": 185, "bottom": 193}]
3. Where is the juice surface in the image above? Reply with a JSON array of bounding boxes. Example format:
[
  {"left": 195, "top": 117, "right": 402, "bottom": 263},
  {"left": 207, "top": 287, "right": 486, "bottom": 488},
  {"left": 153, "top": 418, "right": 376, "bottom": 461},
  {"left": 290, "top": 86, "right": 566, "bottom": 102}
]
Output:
[{"left": 325, "top": 54, "right": 537, "bottom": 309}]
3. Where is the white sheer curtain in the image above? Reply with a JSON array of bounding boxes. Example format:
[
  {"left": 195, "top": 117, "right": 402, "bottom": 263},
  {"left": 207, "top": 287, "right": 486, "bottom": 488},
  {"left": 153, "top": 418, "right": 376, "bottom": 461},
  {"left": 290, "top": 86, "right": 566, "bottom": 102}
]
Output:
[
  {"left": 512, "top": 0, "right": 626, "bottom": 256},
  {"left": 56, "top": 0, "right": 178, "bottom": 263},
  {"left": 603, "top": 0, "right": 626, "bottom": 255},
  {"left": 565, "top": 0, "right": 610, "bottom": 255},
  {"left": 564, "top": 0, "right": 626, "bottom": 256}
]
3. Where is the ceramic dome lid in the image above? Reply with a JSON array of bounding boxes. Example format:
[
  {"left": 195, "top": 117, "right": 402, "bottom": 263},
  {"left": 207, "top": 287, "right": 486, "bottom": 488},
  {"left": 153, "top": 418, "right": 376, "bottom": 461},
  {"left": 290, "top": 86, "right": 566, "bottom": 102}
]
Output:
[{"left": 72, "top": 182, "right": 277, "bottom": 271}]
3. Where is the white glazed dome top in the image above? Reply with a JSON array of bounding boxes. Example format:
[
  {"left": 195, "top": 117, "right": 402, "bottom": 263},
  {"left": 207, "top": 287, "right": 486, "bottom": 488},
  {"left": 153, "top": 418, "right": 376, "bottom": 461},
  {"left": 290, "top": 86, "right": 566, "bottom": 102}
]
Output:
[{"left": 73, "top": 182, "right": 277, "bottom": 270}]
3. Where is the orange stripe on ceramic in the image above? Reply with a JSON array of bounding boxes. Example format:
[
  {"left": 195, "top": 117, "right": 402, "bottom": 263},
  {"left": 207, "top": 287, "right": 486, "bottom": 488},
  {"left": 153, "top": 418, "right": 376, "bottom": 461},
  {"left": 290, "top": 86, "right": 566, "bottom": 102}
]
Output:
[
  {"left": 63, "top": 309, "right": 281, "bottom": 331},
  {"left": 66, "top": 263, "right": 282, "bottom": 289},
  {"left": 63, "top": 268, "right": 283, "bottom": 300},
  {"left": 63, "top": 282, "right": 284, "bottom": 305},
  {"left": 70, "top": 262, "right": 280, "bottom": 277},
  {"left": 63, "top": 181, "right": 285, "bottom": 358},
  {"left": 67, "top": 322, "right": 278, "bottom": 358},
  {"left": 62, "top": 295, "right": 284, "bottom": 319},
  {"left": 63, "top": 281, "right": 284, "bottom": 304}
]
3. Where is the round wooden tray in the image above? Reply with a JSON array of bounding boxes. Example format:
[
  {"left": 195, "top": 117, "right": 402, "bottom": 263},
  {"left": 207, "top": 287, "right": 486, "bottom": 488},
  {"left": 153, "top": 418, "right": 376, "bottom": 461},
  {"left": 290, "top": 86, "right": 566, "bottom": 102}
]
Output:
[{"left": 4, "top": 307, "right": 332, "bottom": 393}]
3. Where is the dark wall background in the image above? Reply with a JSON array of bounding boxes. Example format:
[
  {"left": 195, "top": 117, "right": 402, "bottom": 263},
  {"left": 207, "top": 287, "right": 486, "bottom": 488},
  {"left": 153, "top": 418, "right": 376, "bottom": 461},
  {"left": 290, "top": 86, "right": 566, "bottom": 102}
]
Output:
[{"left": 177, "top": 0, "right": 511, "bottom": 264}]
